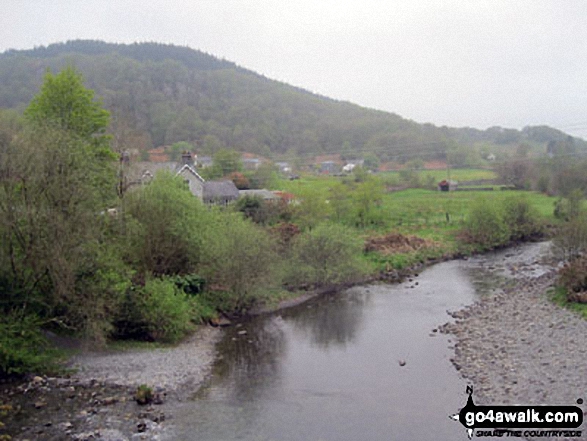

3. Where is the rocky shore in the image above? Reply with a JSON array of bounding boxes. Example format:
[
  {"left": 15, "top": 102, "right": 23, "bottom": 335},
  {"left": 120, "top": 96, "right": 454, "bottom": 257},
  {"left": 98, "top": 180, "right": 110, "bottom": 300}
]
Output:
[
  {"left": 1, "top": 326, "right": 221, "bottom": 440},
  {"left": 441, "top": 259, "right": 587, "bottom": 440}
]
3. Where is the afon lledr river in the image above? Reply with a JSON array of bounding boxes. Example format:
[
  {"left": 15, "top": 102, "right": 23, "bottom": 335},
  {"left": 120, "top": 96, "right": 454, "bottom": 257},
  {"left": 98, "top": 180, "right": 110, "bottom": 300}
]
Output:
[{"left": 165, "top": 243, "right": 551, "bottom": 441}]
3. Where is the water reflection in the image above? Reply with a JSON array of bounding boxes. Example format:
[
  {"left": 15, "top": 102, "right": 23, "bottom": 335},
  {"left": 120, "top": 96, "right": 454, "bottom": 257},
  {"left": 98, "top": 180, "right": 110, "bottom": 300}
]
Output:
[
  {"left": 169, "top": 243, "right": 551, "bottom": 441},
  {"left": 196, "top": 316, "right": 287, "bottom": 403},
  {"left": 286, "top": 289, "right": 369, "bottom": 349}
]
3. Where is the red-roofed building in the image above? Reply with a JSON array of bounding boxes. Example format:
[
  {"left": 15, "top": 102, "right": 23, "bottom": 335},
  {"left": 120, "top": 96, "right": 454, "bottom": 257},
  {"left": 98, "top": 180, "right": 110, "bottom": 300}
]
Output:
[{"left": 148, "top": 147, "right": 170, "bottom": 163}]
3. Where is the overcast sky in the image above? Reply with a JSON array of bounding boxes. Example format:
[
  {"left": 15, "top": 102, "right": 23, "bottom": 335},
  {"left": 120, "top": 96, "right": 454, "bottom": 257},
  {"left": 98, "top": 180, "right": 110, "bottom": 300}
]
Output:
[{"left": 2, "top": 0, "right": 587, "bottom": 137}]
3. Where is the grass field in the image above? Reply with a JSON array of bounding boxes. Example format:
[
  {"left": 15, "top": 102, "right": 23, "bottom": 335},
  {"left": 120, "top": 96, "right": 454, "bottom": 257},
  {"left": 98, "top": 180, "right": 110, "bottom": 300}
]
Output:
[
  {"left": 380, "top": 168, "right": 497, "bottom": 182},
  {"left": 276, "top": 168, "right": 498, "bottom": 196},
  {"left": 274, "top": 172, "right": 558, "bottom": 262},
  {"left": 276, "top": 173, "right": 555, "bottom": 226},
  {"left": 381, "top": 188, "right": 555, "bottom": 225}
]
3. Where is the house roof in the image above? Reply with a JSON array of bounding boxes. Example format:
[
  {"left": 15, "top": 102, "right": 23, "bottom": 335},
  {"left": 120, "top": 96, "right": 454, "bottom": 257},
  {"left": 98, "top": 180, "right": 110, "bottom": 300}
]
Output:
[
  {"left": 127, "top": 161, "right": 177, "bottom": 182},
  {"left": 148, "top": 147, "right": 170, "bottom": 163},
  {"left": 176, "top": 164, "right": 205, "bottom": 182},
  {"left": 202, "top": 180, "right": 239, "bottom": 201}
]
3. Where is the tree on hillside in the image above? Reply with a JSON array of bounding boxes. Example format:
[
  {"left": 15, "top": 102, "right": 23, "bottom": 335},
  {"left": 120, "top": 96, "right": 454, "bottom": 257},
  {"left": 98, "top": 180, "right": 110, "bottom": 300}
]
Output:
[
  {"left": 25, "top": 66, "right": 110, "bottom": 147},
  {"left": 169, "top": 141, "right": 195, "bottom": 161},
  {"left": 207, "top": 149, "right": 243, "bottom": 178}
]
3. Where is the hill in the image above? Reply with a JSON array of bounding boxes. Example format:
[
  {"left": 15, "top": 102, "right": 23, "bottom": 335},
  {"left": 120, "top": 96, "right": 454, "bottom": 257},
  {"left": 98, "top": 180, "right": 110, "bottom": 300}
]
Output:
[{"left": 0, "top": 40, "right": 584, "bottom": 165}]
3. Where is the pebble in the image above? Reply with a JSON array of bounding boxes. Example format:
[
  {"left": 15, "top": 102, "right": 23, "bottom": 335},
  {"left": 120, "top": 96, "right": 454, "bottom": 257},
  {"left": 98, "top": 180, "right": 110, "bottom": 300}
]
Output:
[{"left": 443, "top": 252, "right": 587, "bottom": 439}]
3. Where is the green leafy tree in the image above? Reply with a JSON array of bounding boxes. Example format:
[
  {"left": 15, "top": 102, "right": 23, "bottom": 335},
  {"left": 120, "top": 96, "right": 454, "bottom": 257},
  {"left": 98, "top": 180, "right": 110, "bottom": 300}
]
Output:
[
  {"left": 209, "top": 149, "right": 243, "bottom": 178},
  {"left": 125, "top": 172, "right": 209, "bottom": 276},
  {"left": 0, "top": 69, "right": 121, "bottom": 346},
  {"left": 363, "top": 153, "right": 380, "bottom": 171},
  {"left": 462, "top": 198, "right": 509, "bottom": 249},
  {"left": 169, "top": 141, "right": 194, "bottom": 161},
  {"left": 352, "top": 179, "right": 384, "bottom": 227},
  {"left": 248, "top": 162, "right": 278, "bottom": 189},
  {"left": 293, "top": 188, "right": 331, "bottom": 230},
  {"left": 329, "top": 182, "right": 353, "bottom": 224},
  {"left": 285, "top": 223, "right": 368, "bottom": 287},
  {"left": 25, "top": 66, "right": 110, "bottom": 149},
  {"left": 202, "top": 212, "right": 279, "bottom": 311}
]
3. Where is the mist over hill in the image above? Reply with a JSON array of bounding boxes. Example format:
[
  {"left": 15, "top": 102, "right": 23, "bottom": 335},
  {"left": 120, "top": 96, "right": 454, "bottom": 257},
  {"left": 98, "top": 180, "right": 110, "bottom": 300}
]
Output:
[{"left": 0, "top": 40, "right": 584, "bottom": 165}]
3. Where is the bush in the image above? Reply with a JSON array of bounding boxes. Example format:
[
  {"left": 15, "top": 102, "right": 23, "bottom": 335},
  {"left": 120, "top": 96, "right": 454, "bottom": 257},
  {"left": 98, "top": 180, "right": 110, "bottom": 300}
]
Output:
[
  {"left": 502, "top": 196, "right": 543, "bottom": 241},
  {"left": 65, "top": 244, "right": 132, "bottom": 345},
  {"left": 558, "top": 256, "right": 587, "bottom": 303},
  {"left": 0, "top": 313, "right": 58, "bottom": 376},
  {"left": 115, "top": 278, "right": 194, "bottom": 342},
  {"left": 285, "top": 223, "right": 369, "bottom": 287},
  {"left": 553, "top": 214, "right": 587, "bottom": 261},
  {"left": 462, "top": 198, "right": 509, "bottom": 249},
  {"left": 553, "top": 189, "right": 584, "bottom": 221},
  {"left": 202, "top": 212, "right": 280, "bottom": 312},
  {"left": 125, "top": 172, "right": 209, "bottom": 276},
  {"left": 234, "top": 195, "right": 273, "bottom": 225}
]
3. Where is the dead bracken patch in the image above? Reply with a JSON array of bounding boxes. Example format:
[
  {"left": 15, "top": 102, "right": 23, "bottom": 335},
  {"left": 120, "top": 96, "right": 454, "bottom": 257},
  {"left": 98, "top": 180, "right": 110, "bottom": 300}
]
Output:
[{"left": 364, "top": 233, "right": 438, "bottom": 255}]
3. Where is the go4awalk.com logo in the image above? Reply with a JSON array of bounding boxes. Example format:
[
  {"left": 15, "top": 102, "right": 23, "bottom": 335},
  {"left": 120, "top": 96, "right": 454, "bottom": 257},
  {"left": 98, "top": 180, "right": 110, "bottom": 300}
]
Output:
[{"left": 450, "top": 386, "right": 583, "bottom": 439}]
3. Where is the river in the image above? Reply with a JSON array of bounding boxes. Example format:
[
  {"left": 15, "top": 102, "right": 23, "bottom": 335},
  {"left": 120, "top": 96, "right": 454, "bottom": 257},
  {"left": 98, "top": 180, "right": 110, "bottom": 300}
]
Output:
[{"left": 164, "top": 242, "right": 552, "bottom": 441}]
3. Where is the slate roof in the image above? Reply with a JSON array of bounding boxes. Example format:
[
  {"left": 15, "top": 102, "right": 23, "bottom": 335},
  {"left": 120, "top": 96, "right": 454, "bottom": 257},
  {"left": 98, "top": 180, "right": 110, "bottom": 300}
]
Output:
[
  {"left": 202, "top": 180, "right": 239, "bottom": 203},
  {"left": 176, "top": 163, "right": 205, "bottom": 182}
]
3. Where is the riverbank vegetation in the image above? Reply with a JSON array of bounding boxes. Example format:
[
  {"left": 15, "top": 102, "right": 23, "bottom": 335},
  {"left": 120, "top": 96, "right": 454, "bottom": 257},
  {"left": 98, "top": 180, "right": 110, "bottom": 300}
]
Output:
[{"left": 2, "top": 66, "right": 586, "bottom": 377}]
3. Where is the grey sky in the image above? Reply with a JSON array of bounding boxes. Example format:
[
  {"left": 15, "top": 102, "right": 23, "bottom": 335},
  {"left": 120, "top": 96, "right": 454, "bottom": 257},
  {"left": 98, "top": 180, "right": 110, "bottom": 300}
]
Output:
[{"left": 2, "top": 0, "right": 587, "bottom": 137}]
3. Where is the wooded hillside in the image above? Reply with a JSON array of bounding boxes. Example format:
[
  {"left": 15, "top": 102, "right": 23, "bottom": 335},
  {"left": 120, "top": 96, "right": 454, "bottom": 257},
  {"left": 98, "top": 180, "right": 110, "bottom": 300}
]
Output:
[{"left": 0, "top": 40, "right": 584, "bottom": 164}]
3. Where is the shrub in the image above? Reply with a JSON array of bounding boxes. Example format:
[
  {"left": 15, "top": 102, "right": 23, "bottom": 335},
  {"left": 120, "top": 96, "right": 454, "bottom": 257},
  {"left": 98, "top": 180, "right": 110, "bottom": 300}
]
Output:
[
  {"left": 172, "top": 274, "right": 206, "bottom": 296},
  {"left": 502, "top": 196, "right": 543, "bottom": 241},
  {"left": 202, "top": 212, "right": 280, "bottom": 312},
  {"left": 285, "top": 223, "right": 369, "bottom": 287},
  {"left": 124, "top": 172, "right": 209, "bottom": 276},
  {"left": 135, "top": 384, "right": 153, "bottom": 405},
  {"left": 558, "top": 256, "right": 587, "bottom": 303},
  {"left": 0, "top": 313, "right": 58, "bottom": 376},
  {"left": 461, "top": 198, "right": 509, "bottom": 249},
  {"left": 270, "top": 222, "right": 301, "bottom": 252},
  {"left": 553, "top": 214, "right": 587, "bottom": 261},
  {"left": 234, "top": 195, "right": 272, "bottom": 225},
  {"left": 115, "top": 278, "right": 194, "bottom": 342},
  {"left": 553, "top": 189, "right": 584, "bottom": 221}
]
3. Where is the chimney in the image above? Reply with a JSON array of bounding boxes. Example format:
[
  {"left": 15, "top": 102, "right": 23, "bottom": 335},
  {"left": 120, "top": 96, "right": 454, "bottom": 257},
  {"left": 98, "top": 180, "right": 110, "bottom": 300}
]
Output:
[
  {"left": 120, "top": 150, "right": 130, "bottom": 165},
  {"left": 181, "top": 151, "right": 193, "bottom": 166}
]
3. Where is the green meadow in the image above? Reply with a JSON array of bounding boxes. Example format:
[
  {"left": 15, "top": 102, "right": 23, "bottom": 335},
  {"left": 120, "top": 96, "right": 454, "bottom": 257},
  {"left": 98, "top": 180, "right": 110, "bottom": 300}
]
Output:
[
  {"left": 275, "top": 171, "right": 557, "bottom": 268},
  {"left": 380, "top": 167, "right": 497, "bottom": 182}
]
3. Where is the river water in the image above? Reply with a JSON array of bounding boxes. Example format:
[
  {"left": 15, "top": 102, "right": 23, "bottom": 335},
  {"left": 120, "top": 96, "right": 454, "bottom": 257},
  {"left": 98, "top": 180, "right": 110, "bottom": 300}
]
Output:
[{"left": 166, "top": 243, "right": 551, "bottom": 441}]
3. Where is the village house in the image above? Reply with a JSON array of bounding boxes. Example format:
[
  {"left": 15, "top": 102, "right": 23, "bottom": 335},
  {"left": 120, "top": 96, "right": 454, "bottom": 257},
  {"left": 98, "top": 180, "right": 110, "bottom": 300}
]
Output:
[
  {"left": 128, "top": 152, "right": 238, "bottom": 205},
  {"left": 243, "top": 158, "right": 261, "bottom": 170},
  {"left": 319, "top": 161, "right": 339, "bottom": 174},
  {"left": 342, "top": 159, "right": 364, "bottom": 173},
  {"left": 275, "top": 162, "right": 292, "bottom": 174},
  {"left": 202, "top": 180, "right": 240, "bottom": 205}
]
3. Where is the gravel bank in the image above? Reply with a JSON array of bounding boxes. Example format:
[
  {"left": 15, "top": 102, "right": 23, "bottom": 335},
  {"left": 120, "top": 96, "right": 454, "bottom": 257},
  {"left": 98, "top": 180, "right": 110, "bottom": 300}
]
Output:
[
  {"left": 2, "top": 326, "right": 221, "bottom": 440},
  {"left": 69, "top": 325, "right": 221, "bottom": 396},
  {"left": 442, "top": 261, "right": 587, "bottom": 440}
]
